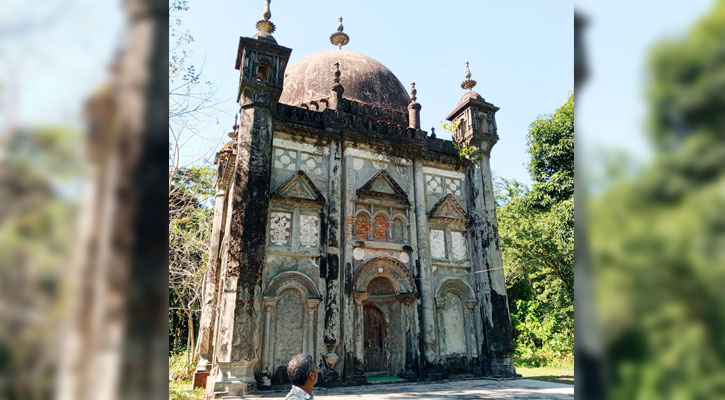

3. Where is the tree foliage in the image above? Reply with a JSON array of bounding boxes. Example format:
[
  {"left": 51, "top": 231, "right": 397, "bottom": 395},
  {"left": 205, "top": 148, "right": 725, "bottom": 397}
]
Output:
[
  {"left": 497, "top": 93, "right": 574, "bottom": 367},
  {"left": 169, "top": 166, "right": 214, "bottom": 355},
  {"left": 167, "top": 0, "right": 221, "bottom": 359},
  {"left": 590, "top": 2, "right": 725, "bottom": 397},
  {"left": 0, "top": 126, "right": 81, "bottom": 399},
  {"left": 526, "top": 93, "right": 574, "bottom": 209},
  {"left": 646, "top": 0, "right": 725, "bottom": 151}
]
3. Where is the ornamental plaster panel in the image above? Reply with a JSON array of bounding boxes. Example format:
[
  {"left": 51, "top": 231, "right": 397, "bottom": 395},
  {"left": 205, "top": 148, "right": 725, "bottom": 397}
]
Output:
[
  {"left": 273, "top": 148, "right": 297, "bottom": 171},
  {"left": 422, "top": 166, "right": 465, "bottom": 180},
  {"left": 451, "top": 231, "right": 468, "bottom": 261},
  {"left": 269, "top": 212, "right": 292, "bottom": 245},
  {"left": 299, "top": 214, "right": 320, "bottom": 248},
  {"left": 446, "top": 178, "right": 463, "bottom": 196},
  {"left": 430, "top": 229, "right": 446, "bottom": 259},
  {"left": 425, "top": 175, "right": 443, "bottom": 194},
  {"left": 300, "top": 152, "right": 323, "bottom": 176}
]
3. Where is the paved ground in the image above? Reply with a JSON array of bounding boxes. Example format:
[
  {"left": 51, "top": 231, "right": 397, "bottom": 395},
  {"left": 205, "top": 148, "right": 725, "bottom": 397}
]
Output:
[{"left": 243, "top": 378, "right": 574, "bottom": 399}]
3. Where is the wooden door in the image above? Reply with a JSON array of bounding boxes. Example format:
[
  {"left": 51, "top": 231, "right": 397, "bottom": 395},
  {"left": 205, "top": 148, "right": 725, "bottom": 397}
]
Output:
[{"left": 364, "top": 305, "right": 386, "bottom": 372}]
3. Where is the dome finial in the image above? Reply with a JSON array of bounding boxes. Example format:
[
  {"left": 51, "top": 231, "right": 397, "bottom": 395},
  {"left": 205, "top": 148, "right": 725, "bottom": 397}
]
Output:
[
  {"left": 410, "top": 82, "right": 417, "bottom": 102},
  {"left": 330, "top": 16, "right": 350, "bottom": 49},
  {"left": 461, "top": 59, "right": 477, "bottom": 90},
  {"left": 256, "top": 0, "right": 276, "bottom": 35}
]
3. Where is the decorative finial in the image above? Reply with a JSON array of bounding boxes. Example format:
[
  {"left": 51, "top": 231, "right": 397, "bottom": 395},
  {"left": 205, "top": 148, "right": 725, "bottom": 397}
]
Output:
[
  {"left": 333, "top": 62, "right": 341, "bottom": 84},
  {"left": 330, "top": 16, "right": 350, "bottom": 49},
  {"left": 431, "top": 127, "right": 436, "bottom": 138},
  {"left": 461, "top": 59, "right": 477, "bottom": 90},
  {"left": 330, "top": 61, "right": 344, "bottom": 110},
  {"left": 256, "top": 0, "right": 276, "bottom": 34},
  {"left": 410, "top": 82, "right": 417, "bottom": 102},
  {"left": 228, "top": 114, "right": 239, "bottom": 138}
]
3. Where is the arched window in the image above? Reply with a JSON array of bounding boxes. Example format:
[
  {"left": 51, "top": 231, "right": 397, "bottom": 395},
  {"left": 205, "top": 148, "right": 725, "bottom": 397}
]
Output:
[
  {"left": 391, "top": 217, "right": 405, "bottom": 243},
  {"left": 373, "top": 214, "right": 389, "bottom": 242},
  {"left": 256, "top": 60, "right": 270, "bottom": 82},
  {"left": 356, "top": 213, "right": 370, "bottom": 241}
]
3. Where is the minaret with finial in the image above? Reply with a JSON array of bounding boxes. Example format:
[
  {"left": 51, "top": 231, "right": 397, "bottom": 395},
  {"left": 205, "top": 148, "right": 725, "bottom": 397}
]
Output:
[
  {"left": 254, "top": 0, "right": 276, "bottom": 40},
  {"left": 234, "top": 0, "right": 291, "bottom": 101},
  {"left": 207, "top": 0, "right": 293, "bottom": 396},
  {"left": 329, "top": 62, "right": 345, "bottom": 110},
  {"left": 330, "top": 16, "right": 350, "bottom": 49},
  {"left": 461, "top": 59, "right": 477, "bottom": 90},
  {"left": 445, "top": 57, "right": 514, "bottom": 378},
  {"left": 408, "top": 82, "right": 421, "bottom": 130}
]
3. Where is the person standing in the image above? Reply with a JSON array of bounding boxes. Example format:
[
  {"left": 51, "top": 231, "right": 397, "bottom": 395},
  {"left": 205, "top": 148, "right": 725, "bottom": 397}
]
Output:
[{"left": 284, "top": 354, "right": 318, "bottom": 400}]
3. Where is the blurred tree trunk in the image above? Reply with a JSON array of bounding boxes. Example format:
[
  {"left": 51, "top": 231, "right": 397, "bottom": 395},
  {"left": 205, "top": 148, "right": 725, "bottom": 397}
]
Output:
[{"left": 57, "top": 0, "right": 168, "bottom": 399}]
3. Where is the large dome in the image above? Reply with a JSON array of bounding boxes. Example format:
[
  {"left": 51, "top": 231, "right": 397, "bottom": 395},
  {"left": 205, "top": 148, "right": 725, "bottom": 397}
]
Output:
[{"left": 279, "top": 50, "right": 411, "bottom": 113}]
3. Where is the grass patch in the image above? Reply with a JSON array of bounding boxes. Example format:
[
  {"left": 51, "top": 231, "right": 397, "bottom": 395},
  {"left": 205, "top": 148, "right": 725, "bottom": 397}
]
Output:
[
  {"left": 169, "top": 350, "right": 204, "bottom": 399},
  {"left": 169, "top": 380, "right": 205, "bottom": 400},
  {"left": 516, "top": 366, "right": 573, "bottom": 385}
]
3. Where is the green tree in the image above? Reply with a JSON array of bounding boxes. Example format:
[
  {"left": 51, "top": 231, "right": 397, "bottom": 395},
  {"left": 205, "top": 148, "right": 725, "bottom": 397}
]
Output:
[
  {"left": 0, "top": 126, "right": 82, "bottom": 399},
  {"left": 590, "top": 1, "right": 725, "bottom": 398},
  {"left": 167, "top": 0, "right": 221, "bottom": 362},
  {"left": 496, "top": 93, "right": 574, "bottom": 367},
  {"left": 169, "top": 166, "right": 214, "bottom": 360},
  {"left": 526, "top": 93, "right": 574, "bottom": 210}
]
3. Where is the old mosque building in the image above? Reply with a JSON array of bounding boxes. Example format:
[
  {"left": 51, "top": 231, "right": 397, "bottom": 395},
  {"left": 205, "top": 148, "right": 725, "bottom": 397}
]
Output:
[{"left": 194, "top": 2, "right": 517, "bottom": 397}]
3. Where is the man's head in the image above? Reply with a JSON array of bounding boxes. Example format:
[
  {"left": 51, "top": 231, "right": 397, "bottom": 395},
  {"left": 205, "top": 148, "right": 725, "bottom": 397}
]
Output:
[{"left": 287, "top": 353, "right": 318, "bottom": 388}]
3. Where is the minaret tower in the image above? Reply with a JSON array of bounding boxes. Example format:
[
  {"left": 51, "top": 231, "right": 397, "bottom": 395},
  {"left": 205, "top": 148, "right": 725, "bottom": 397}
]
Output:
[
  {"left": 206, "top": 1, "right": 292, "bottom": 397},
  {"left": 446, "top": 61, "right": 516, "bottom": 377}
]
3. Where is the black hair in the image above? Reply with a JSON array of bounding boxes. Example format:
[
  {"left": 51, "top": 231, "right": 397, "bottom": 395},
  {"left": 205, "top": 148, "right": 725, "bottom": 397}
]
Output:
[{"left": 287, "top": 353, "right": 314, "bottom": 386}]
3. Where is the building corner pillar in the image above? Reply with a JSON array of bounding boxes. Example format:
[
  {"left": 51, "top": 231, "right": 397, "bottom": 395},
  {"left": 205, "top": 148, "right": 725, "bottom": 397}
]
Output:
[
  {"left": 412, "top": 158, "right": 438, "bottom": 379},
  {"left": 194, "top": 184, "right": 229, "bottom": 389},
  {"left": 466, "top": 137, "right": 516, "bottom": 378}
]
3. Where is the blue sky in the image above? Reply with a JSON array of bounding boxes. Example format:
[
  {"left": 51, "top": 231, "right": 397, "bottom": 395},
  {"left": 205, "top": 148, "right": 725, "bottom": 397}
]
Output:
[
  {"left": 179, "top": 0, "right": 574, "bottom": 185},
  {"left": 577, "top": 0, "right": 714, "bottom": 166},
  {"left": 3, "top": 1, "right": 714, "bottom": 188},
  {"left": 0, "top": 0, "right": 123, "bottom": 129}
]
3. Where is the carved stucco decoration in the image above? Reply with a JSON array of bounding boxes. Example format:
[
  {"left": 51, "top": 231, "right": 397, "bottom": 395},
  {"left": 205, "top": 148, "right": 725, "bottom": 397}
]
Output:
[
  {"left": 269, "top": 212, "right": 291, "bottom": 245},
  {"left": 450, "top": 231, "right": 468, "bottom": 261},
  {"left": 356, "top": 170, "right": 410, "bottom": 206},
  {"left": 214, "top": 140, "right": 236, "bottom": 189},
  {"left": 425, "top": 174, "right": 443, "bottom": 194},
  {"left": 429, "top": 194, "right": 468, "bottom": 224},
  {"left": 434, "top": 277, "right": 477, "bottom": 308},
  {"left": 352, "top": 256, "right": 417, "bottom": 295},
  {"left": 299, "top": 214, "right": 320, "bottom": 248},
  {"left": 264, "top": 270, "right": 322, "bottom": 301},
  {"left": 270, "top": 170, "right": 325, "bottom": 208},
  {"left": 429, "top": 229, "right": 446, "bottom": 260}
]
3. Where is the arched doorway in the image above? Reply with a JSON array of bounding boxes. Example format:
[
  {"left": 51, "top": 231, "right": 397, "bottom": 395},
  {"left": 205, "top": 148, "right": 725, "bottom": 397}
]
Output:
[
  {"left": 352, "top": 257, "right": 418, "bottom": 378},
  {"left": 363, "top": 304, "right": 386, "bottom": 372}
]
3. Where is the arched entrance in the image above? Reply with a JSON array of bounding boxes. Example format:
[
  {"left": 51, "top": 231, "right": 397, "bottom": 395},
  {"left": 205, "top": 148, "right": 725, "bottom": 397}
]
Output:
[
  {"left": 352, "top": 257, "right": 418, "bottom": 377},
  {"left": 363, "top": 304, "right": 386, "bottom": 372}
]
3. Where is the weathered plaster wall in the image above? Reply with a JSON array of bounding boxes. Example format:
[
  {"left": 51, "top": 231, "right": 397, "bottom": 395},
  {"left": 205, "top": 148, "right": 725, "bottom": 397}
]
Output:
[{"left": 206, "top": 48, "right": 516, "bottom": 393}]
